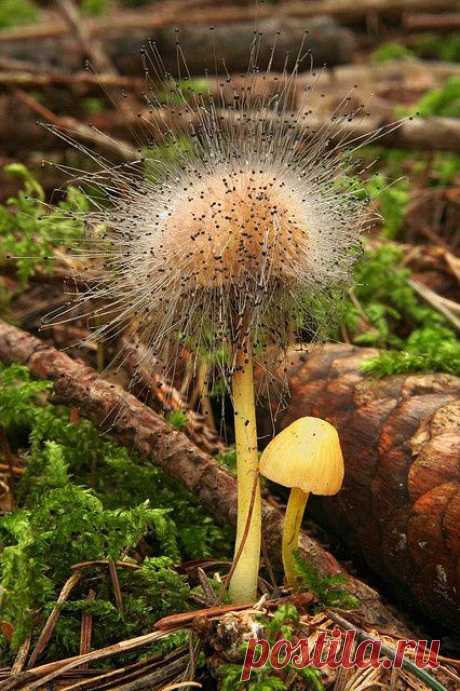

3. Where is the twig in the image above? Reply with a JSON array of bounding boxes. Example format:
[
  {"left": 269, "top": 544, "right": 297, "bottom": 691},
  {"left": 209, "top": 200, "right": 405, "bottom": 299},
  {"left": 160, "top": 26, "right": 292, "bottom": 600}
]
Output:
[
  {"left": 155, "top": 592, "right": 314, "bottom": 632},
  {"left": 404, "top": 12, "right": 460, "bottom": 31},
  {"left": 409, "top": 278, "right": 460, "bottom": 332},
  {"left": 154, "top": 602, "right": 256, "bottom": 631},
  {"left": 0, "top": 69, "right": 143, "bottom": 89},
  {"left": 71, "top": 559, "right": 140, "bottom": 571},
  {"left": 160, "top": 683, "right": 202, "bottom": 690},
  {"left": 120, "top": 334, "right": 225, "bottom": 456},
  {"left": 1, "top": 628, "right": 182, "bottom": 690},
  {"left": 11, "top": 637, "right": 30, "bottom": 675},
  {"left": 196, "top": 568, "right": 218, "bottom": 606},
  {"left": 14, "top": 89, "right": 138, "bottom": 161},
  {"left": 57, "top": 0, "right": 115, "bottom": 74},
  {"left": 78, "top": 590, "right": 95, "bottom": 670},
  {"left": 108, "top": 560, "right": 124, "bottom": 612},
  {"left": 56, "top": 0, "right": 136, "bottom": 116},
  {"left": 0, "top": 1, "right": 456, "bottom": 44},
  {"left": 0, "top": 464, "right": 24, "bottom": 476},
  {"left": 28, "top": 572, "right": 82, "bottom": 668},
  {"left": 54, "top": 650, "right": 167, "bottom": 690},
  {"left": 326, "top": 611, "right": 447, "bottom": 691}
]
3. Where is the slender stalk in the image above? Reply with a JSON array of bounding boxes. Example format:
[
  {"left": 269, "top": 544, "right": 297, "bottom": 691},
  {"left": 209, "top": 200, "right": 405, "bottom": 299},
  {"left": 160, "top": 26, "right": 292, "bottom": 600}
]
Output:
[
  {"left": 283, "top": 487, "right": 309, "bottom": 588},
  {"left": 228, "top": 341, "right": 261, "bottom": 603}
]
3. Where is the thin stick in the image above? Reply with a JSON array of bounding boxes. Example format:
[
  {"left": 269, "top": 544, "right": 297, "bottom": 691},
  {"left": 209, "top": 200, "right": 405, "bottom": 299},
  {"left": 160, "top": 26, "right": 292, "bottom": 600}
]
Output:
[
  {"left": 14, "top": 89, "right": 137, "bottom": 161},
  {"left": 108, "top": 560, "right": 124, "bottom": 612},
  {"left": 409, "top": 278, "right": 460, "bottom": 332},
  {"left": 11, "top": 636, "right": 31, "bottom": 675},
  {"left": 28, "top": 572, "right": 81, "bottom": 668},
  {"left": 79, "top": 589, "right": 95, "bottom": 670},
  {"left": 327, "top": 611, "right": 447, "bottom": 691}
]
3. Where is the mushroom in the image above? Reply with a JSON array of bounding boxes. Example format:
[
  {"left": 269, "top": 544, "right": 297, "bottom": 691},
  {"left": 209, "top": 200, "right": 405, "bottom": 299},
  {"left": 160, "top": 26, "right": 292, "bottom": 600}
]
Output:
[{"left": 259, "top": 416, "right": 344, "bottom": 588}]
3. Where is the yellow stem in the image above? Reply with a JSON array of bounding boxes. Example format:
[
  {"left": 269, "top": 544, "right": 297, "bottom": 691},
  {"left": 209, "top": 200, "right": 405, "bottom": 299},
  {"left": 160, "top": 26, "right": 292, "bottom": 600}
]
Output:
[
  {"left": 283, "top": 487, "right": 309, "bottom": 589},
  {"left": 228, "top": 342, "right": 261, "bottom": 603}
]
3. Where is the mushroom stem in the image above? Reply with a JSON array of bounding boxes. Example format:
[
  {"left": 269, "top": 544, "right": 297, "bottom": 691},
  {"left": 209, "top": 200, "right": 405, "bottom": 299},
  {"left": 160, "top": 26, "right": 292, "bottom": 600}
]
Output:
[
  {"left": 283, "top": 487, "right": 310, "bottom": 589},
  {"left": 228, "top": 341, "right": 261, "bottom": 603}
]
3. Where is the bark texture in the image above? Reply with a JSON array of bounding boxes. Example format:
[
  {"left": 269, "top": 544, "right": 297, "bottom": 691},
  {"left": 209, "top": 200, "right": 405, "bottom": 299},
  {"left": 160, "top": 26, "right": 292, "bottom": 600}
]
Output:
[
  {"left": 0, "top": 320, "right": 412, "bottom": 635},
  {"left": 257, "top": 344, "right": 460, "bottom": 629},
  {"left": 0, "top": 17, "right": 354, "bottom": 74}
]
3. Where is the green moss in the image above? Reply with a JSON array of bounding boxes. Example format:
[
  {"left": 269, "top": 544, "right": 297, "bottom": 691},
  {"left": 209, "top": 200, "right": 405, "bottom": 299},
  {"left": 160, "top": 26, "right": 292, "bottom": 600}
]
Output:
[
  {"left": 81, "top": 0, "right": 108, "bottom": 16},
  {"left": 158, "top": 78, "right": 211, "bottom": 105},
  {"left": 0, "top": 364, "right": 231, "bottom": 660},
  {"left": 366, "top": 174, "right": 410, "bottom": 239},
  {"left": 0, "top": 0, "right": 37, "bottom": 29},
  {"left": 292, "top": 551, "right": 359, "bottom": 610},
  {"left": 362, "top": 327, "right": 460, "bottom": 377},
  {"left": 0, "top": 165, "right": 87, "bottom": 288},
  {"left": 340, "top": 244, "right": 460, "bottom": 377},
  {"left": 412, "top": 32, "right": 460, "bottom": 63},
  {"left": 371, "top": 42, "right": 416, "bottom": 63},
  {"left": 406, "top": 76, "right": 460, "bottom": 118},
  {"left": 166, "top": 409, "right": 188, "bottom": 430},
  {"left": 143, "top": 137, "right": 193, "bottom": 182}
]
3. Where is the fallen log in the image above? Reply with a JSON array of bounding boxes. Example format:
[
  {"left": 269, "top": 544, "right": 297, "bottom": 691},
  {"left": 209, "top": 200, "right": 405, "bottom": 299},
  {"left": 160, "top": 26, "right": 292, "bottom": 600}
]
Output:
[
  {"left": 0, "top": 319, "right": 412, "bottom": 636},
  {"left": 404, "top": 12, "right": 460, "bottom": 32},
  {"left": 1, "top": 0, "right": 456, "bottom": 45},
  {"left": 257, "top": 344, "right": 460, "bottom": 629},
  {"left": 0, "top": 16, "right": 355, "bottom": 74},
  {"left": 6, "top": 106, "right": 460, "bottom": 159}
]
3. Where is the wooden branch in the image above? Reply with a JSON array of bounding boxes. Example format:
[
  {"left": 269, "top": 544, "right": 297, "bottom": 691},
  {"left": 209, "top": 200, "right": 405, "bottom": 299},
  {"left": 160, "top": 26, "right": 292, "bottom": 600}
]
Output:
[
  {"left": 57, "top": 0, "right": 115, "bottom": 75},
  {"left": 0, "top": 320, "right": 413, "bottom": 636},
  {"left": 28, "top": 573, "right": 81, "bottom": 668},
  {"left": 0, "top": 627, "right": 181, "bottom": 689},
  {"left": 0, "top": 15, "right": 356, "bottom": 75},
  {"left": 0, "top": 0, "right": 456, "bottom": 46},
  {"left": 404, "top": 12, "right": 460, "bottom": 31},
  {"left": 120, "top": 334, "right": 225, "bottom": 457},
  {"left": 13, "top": 89, "right": 138, "bottom": 161},
  {"left": 258, "top": 344, "right": 460, "bottom": 629},
  {"left": 0, "top": 69, "right": 144, "bottom": 90}
]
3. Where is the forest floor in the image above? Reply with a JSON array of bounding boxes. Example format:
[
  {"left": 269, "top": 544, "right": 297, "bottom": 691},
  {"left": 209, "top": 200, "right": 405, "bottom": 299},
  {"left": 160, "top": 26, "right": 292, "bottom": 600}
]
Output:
[{"left": 0, "top": 1, "right": 460, "bottom": 689}]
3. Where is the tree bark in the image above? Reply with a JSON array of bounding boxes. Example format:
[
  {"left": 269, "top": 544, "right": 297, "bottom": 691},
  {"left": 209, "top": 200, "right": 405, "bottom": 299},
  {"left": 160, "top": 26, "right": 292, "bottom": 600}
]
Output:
[
  {"left": 257, "top": 344, "right": 460, "bottom": 629},
  {"left": 404, "top": 12, "right": 460, "bottom": 32},
  {"left": 0, "top": 0, "right": 456, "bottom": 46},
  {"left": 0, "top": 320, "right": 412, "bottom": 636},
  {"left": 0, "top": 17, "right": 354, "bottom": 74}
]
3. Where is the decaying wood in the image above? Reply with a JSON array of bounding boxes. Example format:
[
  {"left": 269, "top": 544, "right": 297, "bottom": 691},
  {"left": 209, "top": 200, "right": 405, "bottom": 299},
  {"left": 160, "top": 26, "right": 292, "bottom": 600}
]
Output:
[
  {"left": 28, "top": 573, "right": 81, "bottom": 668},
  {"left": 257, "top": 344, "right": 460, "bottom": 629},
  {"left": 0, "top": 319, "right": 413, "bottom": 636},
  {"left": 260, "top": 112, "right": 460, "bottom": 154},
  {"left": 13, "top": 89, "right": 138, "bottom": 162},
  {"left": 7, "top": 105, "right": 460, "bottom": 160},
  {"left": 0, "top": 628, "right": 183, "bottom": 690},
  {"left": 0, "top": 15, "right": 355, "bottom": 74},
  {"left": 0, "top": 69, "right": 143, "bottom": 90},
  {"left": 0, "top": 0, "right": 456, "bottom": 48},
  {"left": 120, "top": 334, "right": 225, "bottom": 457},
  {"left": 404, "top": 12, "right": 460, "bottom": 31}
]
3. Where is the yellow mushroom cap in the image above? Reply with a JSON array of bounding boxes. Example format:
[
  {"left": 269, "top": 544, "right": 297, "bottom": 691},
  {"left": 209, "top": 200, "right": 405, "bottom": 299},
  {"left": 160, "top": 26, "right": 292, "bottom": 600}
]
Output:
[{"left": 259, "top": 417, "right": 344, "bottom": 495}]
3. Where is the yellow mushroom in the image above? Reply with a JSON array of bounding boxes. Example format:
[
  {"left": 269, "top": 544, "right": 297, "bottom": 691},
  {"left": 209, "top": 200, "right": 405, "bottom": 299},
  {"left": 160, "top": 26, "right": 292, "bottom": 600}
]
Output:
[{"left": 259, "top": 416, "right": 344, "bottom": 588}]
